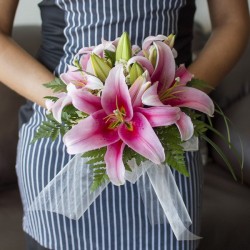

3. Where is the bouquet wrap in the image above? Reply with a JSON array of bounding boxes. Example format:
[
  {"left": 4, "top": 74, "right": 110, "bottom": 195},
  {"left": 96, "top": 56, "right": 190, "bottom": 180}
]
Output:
[{"left": 29, "top": 137, "right": 201, "bottom": 240}]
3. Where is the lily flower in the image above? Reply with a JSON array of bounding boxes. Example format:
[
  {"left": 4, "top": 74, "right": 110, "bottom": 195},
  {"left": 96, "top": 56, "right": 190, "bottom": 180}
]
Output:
[
  {"left": 63, "top": 64, "right": 181, "bottom": 185},
  {"left": 45, "top": 92, "right": 71, "bottom": 123},
  {"left": 47, "top": 65, "right": 104, "bottom": 123},
  {"left": 61, "top": 65, "right": 104, "bottom": 90},
  {"left": 142, "top": 42, "right": 214, "bottom": 140}
]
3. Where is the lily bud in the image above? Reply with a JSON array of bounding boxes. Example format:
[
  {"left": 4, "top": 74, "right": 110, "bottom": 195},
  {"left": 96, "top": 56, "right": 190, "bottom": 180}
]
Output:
[
  {"left": 116, "top": 32, "right": 132, "bottom": 62},
  {"left": 90, "top": 53, "right": 111, "bottom": 82},
  {"left": 129, "top": 62, "right": 144, "bottom": 84},
  {"left": 164, "top": 34, "right": 175, "bottom": 49},
  {"left": 148, "top": 45, "right": 157, "bottom": 67}
]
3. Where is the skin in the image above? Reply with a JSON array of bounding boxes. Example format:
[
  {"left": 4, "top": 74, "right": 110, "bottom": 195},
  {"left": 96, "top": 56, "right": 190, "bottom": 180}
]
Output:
[
  {"left": 0, "top": 0, "right": 54, "bottom": 107},
  {"left": 0, "top": 0, "right": 249, "bottom": 107},
  {"left": 188, "top": 0, "right": 250, "bottom": 91}
]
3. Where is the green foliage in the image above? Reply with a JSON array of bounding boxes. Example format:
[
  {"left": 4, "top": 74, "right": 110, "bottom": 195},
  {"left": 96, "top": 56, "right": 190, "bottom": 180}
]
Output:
[
  {"left": 73, "top": 57, "right": 82, "bottom": 69},
  {"left": 155, "top": 126, "right": 189, "bottom": 176},
  {"left": 44, "top": 96, "right": 59, "bottom": 102},
  {"left": 32, "top": 105, "right": 87, "bottom": 143},
  {"left": 188, "top": 109, "right": 240, "bottom": 181},
  {"left": 188, "top": 112, "right": 208, "bottom": 137},
  {"left": 61, "top": 105, "right": 87, "bottom": 126},
  {"left": 31, "top": 113, "right": 65, "bottom": 143},
  {"left": 123, "top": 145, "right": 147, "bottom": 171},
  {"left": 188, "top": 78, "right": 214, "bottom": 91},
  {"left": 104, "top": 50, "right": 116, "bottom": 67},
  {"left": 43, "top": 78, "right": 67, "bottom": 93},
  {"left": 82, "top": 147, "right": 109, "bottom": 192}
]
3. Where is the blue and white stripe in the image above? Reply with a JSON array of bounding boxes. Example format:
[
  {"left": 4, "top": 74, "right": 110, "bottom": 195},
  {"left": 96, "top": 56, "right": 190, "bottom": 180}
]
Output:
[{"left": 16, "top": 0, "right": 201, "bottom": 249}]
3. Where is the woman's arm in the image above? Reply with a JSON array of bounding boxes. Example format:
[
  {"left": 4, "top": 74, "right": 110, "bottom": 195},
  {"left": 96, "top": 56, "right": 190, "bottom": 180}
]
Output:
[
  {"left": 188, "top": 0, "right": 250, "bottom": 90},
  {"left": 0, "top": 0, "right": 55, "bottom": 107}
]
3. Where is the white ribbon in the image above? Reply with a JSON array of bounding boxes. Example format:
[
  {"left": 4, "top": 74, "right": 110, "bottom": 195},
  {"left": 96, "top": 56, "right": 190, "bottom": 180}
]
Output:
[{"left": 28, "top": 136, "right": 201, "bottom": 241}]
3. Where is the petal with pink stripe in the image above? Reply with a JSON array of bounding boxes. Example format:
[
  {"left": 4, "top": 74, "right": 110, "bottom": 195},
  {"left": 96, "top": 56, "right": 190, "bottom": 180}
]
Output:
[
  {"left": 118, "top": 112, "right": 165, "bottom": 164},
  {"left": 105, "top": 141, "right": 126, "bottom": 186}
]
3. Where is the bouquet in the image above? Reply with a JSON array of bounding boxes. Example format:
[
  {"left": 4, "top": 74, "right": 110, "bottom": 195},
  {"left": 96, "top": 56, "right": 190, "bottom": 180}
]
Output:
[
  {"left": 33, "top": 32, "right": 215, "bottom": 187},
  {"left": 31, "top": 32, "right": 238, "bottom": 240}
]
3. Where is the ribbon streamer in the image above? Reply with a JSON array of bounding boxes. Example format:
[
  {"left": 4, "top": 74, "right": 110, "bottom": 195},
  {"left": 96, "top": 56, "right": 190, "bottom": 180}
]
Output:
[{"left": 28, "top": 137, "right": 200, "bottom": 241}]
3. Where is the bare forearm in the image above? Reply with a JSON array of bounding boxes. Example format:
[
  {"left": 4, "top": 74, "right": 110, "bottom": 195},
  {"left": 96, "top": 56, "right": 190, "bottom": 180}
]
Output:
[
  {"left": 0, "top": 33, "right": 55, "bottom": 107},
  {"left": 188, "top": 0, "right": 250, "bottom": 91}
]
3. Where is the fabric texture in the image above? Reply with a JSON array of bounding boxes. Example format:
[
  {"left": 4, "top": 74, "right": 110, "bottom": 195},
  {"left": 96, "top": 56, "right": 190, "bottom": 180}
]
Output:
[{"left": 16, "top": 0, "right": 202, "bottom": 249}]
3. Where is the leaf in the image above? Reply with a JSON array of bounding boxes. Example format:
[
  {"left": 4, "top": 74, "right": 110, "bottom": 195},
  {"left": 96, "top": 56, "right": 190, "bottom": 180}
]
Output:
[
  {"left": 61, "top": 104, "right": 87, "bottom": 128},
  {"left": 90, "top": 170, "right": 109, "bottom": 192},
  {"left": 31, "top": 104, "right": 86, "bottom": 143},
  {"left": 82, "top": 147, "right": 109, "bottom": 192},
  {"left": 155, "top": 126, "right": 189, "bottom": 176},
  {"left": 31, "top": 113, "right": 62, "bottom": 143},
  {"left": 43, "top": 77, "right": 67, "bottom": 93},
  {"left": 188, "top": 78, "right": 214, "bottom": 91},
  {"left": 201, "top": 134, "right": 237, "bottom": 180},
  {"left": 123, "top": 145, "right": 147, "bottom": 167},
  {"left": 104, "top": 50, "right": 116, "bottom": 67},
  {"left": 44, "top": 96, "right": 59, "bottom": 102},
  {"left": 188, "top": 108, "right": 243, "bottom": 180},
  {"left": 215, "top": 103, "right": 231, "bottom": 147}
]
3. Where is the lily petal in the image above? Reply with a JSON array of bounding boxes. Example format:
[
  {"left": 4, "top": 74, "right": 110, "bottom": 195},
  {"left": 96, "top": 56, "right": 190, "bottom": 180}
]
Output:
[
  {"left": 67, "top": 83, "right": 102, "bottom": 114},
  {"left": 151, "top": 41, "right": 176, "bottom": 91},
  {"left": 142, "top": 35, "right": 167, "bottom": 50},
  {"left": 49, "top": 93, "right": 72, "bottom": 123},
  {"left": 101, "top": 64, "right": 133, "bottom": 120},
  {"left": 142, "top": 82, "right": 165, "bottom": 106},
  {"left": 105, "top": 141, "right": 126, "bottom": 186},
  {"left": 78, "top": 47, "right": 94, "bottom": 71},
  {"left": 101, "top": 38, "right": 116, "bottom": 52},
  {"left": 127, "top": 56, "right": 154, "bottom": 75},
  {"left": 132, "top": 45, "right": 141, "bottom": 55},
  {"left": 63, "top": 110, "right": 120, "bottom": 154},
  {"left": 61, "top": 66, "right": 103, "bottom": 91},
  {"left": 135, "top": 106, "right": 180, "bottom": 127},
  {"left": 175, "top": 64, "right": 193, "bottom": 85},
  {"left": 118, "top": 112, "right": 165, "bottom": 164},
  {"left": 45, "top": 92, "right": 66, "bottom": 111},
  {"left": 175, "top": 112, "right": 194, "bottom": 141},
  {"left": 129, "top": 75, "right": 151, "bottom": 108},
  {"left": 84, "top": 74, "right": 104, "bottom": 90},
  {"left": 78, "top": 46, "right": 95, "bottom": 55},
  {"left": 165, "top": 86, "right": 214, "bottom": 116}
]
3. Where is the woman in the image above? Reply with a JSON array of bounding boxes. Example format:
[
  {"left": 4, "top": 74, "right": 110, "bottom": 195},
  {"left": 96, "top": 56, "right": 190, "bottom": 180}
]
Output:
[{"left": 0, "top": 0, "right": 249, "bottom": 249}]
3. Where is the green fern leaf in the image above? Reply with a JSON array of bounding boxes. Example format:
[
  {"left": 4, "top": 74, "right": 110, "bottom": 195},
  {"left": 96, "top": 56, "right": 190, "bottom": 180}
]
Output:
[
  {"left": 43, "top": 78, "right": 67, "bottom": 93},
  {"left": 31, "top": 114, "right": 62, "bottom": 143},
  {"left": 155, "top": 126, "right": 189, "bottom": 176},
  {"left": 123, "top": 145, "right": 147, "bottom": 167},
  {"left": 188, "top": 78, "right": 214, "bottom": 91},
  {"left": 82, "top": 147, "right": 109, "bottom": 192},
  {"left": 104, "top": 50, "right": 116, "bottom": 67},
  {"left": 44, "top": 96, "right": 59, "bottom": 102}
]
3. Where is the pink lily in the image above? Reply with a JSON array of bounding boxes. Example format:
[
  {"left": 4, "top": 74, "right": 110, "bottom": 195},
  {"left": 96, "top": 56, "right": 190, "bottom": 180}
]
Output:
[
  {"left": 45, "top": 92, "right": 71, "bottom": 123},
  {"left": 47, "top": 66, "right": 103, "bottom": 123},
  {"left": 140, "top": 38, "right": 214, "bottom": 140},
  {"left": 61, "top": 65, "right": 103, "bottom": 90},
  {"left": 142, "top": 35, "right": 168, "bottom": 51},
  {"left": 63, "top": 64, "right": 181, "bottom": 185},
  {"left": 77, "top": 38, "right": 118, "bottom": 73}
]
